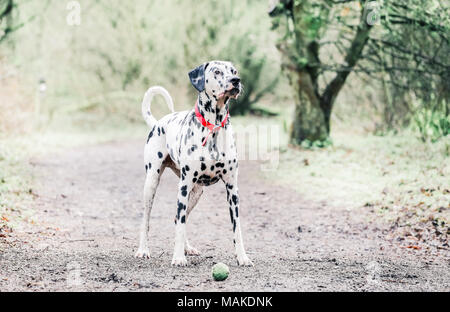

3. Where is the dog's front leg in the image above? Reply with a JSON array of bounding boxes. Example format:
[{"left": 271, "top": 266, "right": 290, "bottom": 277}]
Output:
[
  {"left": 172, "top": 178, "right": 193, "bottom": 266},
  {"left": 225, "top": 180, "right": 253, "bottom": 266}
]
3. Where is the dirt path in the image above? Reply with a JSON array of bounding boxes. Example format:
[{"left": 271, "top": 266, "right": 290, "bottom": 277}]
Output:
[{"left": 1, "top": 140, "right": 449, "bottom": 291}]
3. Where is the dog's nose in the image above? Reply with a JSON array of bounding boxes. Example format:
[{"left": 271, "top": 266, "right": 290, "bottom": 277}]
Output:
[{"left": 229, "top": 77, "right": 241, "bottom": 86}]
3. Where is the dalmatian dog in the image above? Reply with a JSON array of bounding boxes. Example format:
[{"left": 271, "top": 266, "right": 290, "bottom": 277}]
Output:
[{"left": 135, "top": 60, "right": 253, "bottom": 266}]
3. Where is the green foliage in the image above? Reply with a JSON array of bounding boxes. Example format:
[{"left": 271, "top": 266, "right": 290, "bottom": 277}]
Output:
[
  {"left": 413, "top": 103, "right": 450, "bottom": 142},
  {"left": 3, "top": 0, "right": 280, "bottom": 118},
  {"left": 0, "top": 0, "right": 15, "bottom": 43},
  {"left": 297, "top": 57, "right": 308, "bottom": 68},
  {"left": 220, "top": 33, "right": 279, "bottom": 115},
  {"left": 300, "top": 137, "right": 333, "bottom": 149},
  {"left": 270, "top": 0, "right": 329, "bottom": 63},
  {"left": 182, "top": 0, "right": 280, "bottom": 114},
  {"left": 269, "top": 0, "right": 450, "bottom": 145},
  {"left": 3, "top": 0, "right": 449, "bottom": 146},
  {"left": 366, "top": 0, "right": 450, "bottom": 132},
  {"left": 302, "top": 6, "right": 327, "bottom": 40},
  {"left": 122, "top": 59, "right": 142, "bottom": 90}
]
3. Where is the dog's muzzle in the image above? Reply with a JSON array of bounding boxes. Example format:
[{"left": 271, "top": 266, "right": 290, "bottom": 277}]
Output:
[
  {"left": 229, "top": 87, "right": 240, "bottom": 96},
  {"left": 227, "top": 76, "right": 241, "bottom": 97}
]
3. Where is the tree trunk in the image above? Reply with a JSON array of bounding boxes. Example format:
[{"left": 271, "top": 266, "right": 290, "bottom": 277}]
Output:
[{"left": 288, "top": 69, "right": 328, "bottom": 145}]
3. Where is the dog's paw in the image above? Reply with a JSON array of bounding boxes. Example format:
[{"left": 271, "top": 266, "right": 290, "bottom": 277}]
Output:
[
  {"left": 171, "top": 256, "right": 188, "bottom": 266},
  {"left": 185, "top": 245, "right": 201, "bottom": 256},
  {"left": 134, "top": 248, "right": 151, "bottom": 259},
  {"left": 237, "top": 255, "right": 254, "bottom": 267}
]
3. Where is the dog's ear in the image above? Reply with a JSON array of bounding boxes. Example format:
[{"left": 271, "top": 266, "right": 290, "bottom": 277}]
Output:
[{"left": 188, "top": 62, "right": 209, "bottom": 92}]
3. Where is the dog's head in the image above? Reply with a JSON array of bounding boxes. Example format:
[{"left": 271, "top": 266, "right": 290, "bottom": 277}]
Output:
[{"left": 188, "top": 61, "right": 241, "bottom": 101}]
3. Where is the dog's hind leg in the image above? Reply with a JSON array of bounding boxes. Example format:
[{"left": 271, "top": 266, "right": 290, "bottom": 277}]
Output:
[
  {"left": 135, "top": 155, "right": 166, "bottom": 259},
  {"left": 184, "top": 185, "right": 203, "bottom": 256}
]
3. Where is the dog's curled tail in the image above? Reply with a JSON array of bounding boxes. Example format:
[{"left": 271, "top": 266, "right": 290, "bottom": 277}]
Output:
[{"left": 141, "top": 86, "right": 175, "bottom": 127}]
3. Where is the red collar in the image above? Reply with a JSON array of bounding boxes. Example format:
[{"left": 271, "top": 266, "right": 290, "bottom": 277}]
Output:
[{"left": 195, "top": 100, "right": 229, "bottom": 146}]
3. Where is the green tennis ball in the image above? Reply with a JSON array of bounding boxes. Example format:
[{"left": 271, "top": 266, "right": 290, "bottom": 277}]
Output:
[{"left": 212, "top": 263, "right": 229, "bottom": 281}]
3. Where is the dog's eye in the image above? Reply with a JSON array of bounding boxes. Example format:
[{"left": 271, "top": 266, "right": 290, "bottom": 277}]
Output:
[{"left": 214, "top": 70, "right": 221, "bottom": 75}]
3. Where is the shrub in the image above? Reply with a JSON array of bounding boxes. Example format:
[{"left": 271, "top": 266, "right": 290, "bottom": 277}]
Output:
[
  {"left": 219, "top": 33, "right": 279, "bottom": 115},
  {"left": 413, "top": 101, "right": 449, "bottom": 142}
]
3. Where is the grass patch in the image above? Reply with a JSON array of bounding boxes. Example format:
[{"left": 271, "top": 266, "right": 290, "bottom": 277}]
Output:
[
  {"left": 0, "top": 140, "right": 35, "bottom": 234},
  {"left": 262, "top": 124, "right": 450, "bottom": 249}
]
